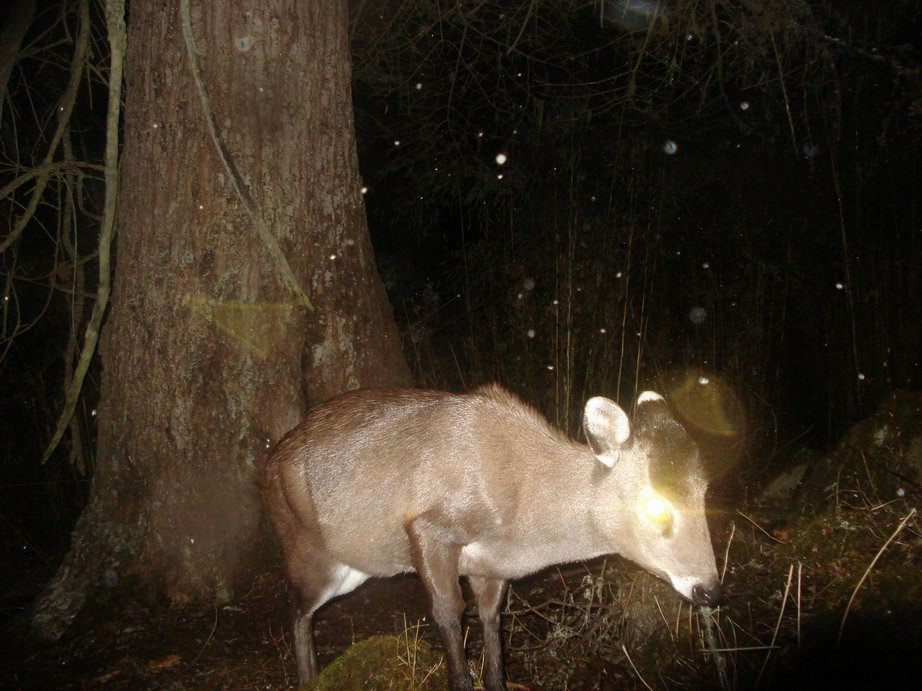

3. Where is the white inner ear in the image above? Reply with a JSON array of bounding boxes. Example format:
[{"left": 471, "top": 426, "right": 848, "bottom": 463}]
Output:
[
  {"left": 611, "top": 408, "right": 630, "bottom": 444},
  {"left": 637, "top": 390, "right": 663, "bottom": 404},
  {"left": 584, "top": 396, "right": 631, "bottom": 448}
]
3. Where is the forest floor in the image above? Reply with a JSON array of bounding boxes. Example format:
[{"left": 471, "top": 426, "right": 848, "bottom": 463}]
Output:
[{"left": 5, "top": 391, "right": 922, "bottom": 689}]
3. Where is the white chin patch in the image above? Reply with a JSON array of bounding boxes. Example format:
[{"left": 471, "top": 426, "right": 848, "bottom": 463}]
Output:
[
  {"left": 668, "top": 574, "right": 699, "bottom": 600},
  {"left": 637, "top": 390, "right": 664, "bottom": 404}
]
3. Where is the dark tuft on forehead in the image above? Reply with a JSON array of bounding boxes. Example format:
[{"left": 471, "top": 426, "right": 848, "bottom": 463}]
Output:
[{"left": 634, "top": 400, "right": 704, "bottom": 500}]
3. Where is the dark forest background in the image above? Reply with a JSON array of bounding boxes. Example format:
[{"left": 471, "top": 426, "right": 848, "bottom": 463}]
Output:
[
  {"left": 2, "top": 0, "right": 921, "bottom": 603},
  {"left": 351, "top": 2, "right": 920, "bottom": 450}
]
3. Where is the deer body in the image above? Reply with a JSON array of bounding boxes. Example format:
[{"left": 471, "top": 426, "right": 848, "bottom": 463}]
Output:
[{"left": 262, "top": 384, "right": 722, "bottom": 690}]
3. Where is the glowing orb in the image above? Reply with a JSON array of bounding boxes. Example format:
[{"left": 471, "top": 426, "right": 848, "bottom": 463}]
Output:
[{"left": 644, "top": 495, "right": 669, "bottom": 521}]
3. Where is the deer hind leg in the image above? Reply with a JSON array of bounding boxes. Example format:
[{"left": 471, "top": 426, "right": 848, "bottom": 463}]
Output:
[
  {"left": 265, "top": 467, "right": 370, "bottom": 683},
  {"left": 469, "top": 575, "right": 509, "bottom": 691},
  {"left": 285, "top": 541, "right": 370, "bottom": 683},
  {"left": 405, "top": 513, "right": 471, "bottom": 691},
  {"left": 282, "top": 539, "right": 328, "bottom": 683}
]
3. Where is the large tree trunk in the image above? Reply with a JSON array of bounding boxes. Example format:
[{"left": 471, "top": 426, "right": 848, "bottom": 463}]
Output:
[{"left": 32, "top": 0, "right": 410, "bottom": 641}]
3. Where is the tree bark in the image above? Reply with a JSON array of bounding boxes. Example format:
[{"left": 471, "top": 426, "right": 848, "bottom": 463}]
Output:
[{"left": 32, "top": 0, "right": 409, "bottom": 641}]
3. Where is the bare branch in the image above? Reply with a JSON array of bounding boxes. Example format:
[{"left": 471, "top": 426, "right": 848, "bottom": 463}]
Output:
[
  {"left": 0, "top": 0, "right": 90, "bottom": 255},
  {"left": 42, "top": 0, "right": 124, "bottom": 463}
]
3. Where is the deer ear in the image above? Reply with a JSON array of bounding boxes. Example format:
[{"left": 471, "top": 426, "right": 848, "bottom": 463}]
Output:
[
  {"left": 637, "top": 390, "right": 664, "bottom": 404},
  {"left": 583, "top": 397, "right": 630, "bottom": 468}
]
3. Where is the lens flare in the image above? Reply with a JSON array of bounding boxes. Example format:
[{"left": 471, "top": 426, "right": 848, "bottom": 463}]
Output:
[{"left": 644, "top": 495, "right": 669, "bottom": 522}]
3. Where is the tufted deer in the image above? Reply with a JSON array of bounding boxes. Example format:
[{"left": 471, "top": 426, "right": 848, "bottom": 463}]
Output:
[{"left": 261, "top": 384, "right": 722, "bottom": 690}]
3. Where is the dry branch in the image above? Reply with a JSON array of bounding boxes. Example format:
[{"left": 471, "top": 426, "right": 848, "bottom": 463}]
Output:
[{"left": 42, "top": 0, "right": 124, "bottom": 463}]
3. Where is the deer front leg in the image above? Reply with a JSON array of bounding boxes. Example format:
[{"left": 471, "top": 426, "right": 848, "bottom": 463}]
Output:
[{"left": 406, "top": 514, "right": 471, "bottom": 691}]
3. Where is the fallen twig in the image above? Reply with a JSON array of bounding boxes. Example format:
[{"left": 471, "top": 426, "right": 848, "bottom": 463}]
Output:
[{"left": 838, "top": 507, "right": 917, "bottom": 646}]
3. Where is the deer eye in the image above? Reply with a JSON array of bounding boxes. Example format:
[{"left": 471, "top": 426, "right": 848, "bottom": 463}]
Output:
[{"left": 643, "top": 495, "right": 674, "bottom": 535}]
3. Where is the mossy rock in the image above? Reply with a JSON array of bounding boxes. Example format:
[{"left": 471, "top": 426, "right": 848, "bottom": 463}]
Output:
[
  {"left": 799, "top": 390, "right": 922, "bottom": 509},
  {"left": 308, "top": 634, "right": 447, "bottom": 690}
]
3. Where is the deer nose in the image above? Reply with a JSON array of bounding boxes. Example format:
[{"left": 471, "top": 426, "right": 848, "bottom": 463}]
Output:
[{"left": 691, "top": 581, "right": 724, "bottom": 608}]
